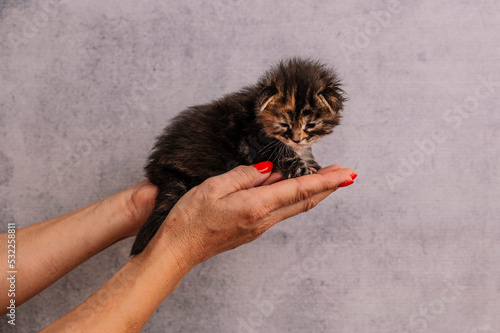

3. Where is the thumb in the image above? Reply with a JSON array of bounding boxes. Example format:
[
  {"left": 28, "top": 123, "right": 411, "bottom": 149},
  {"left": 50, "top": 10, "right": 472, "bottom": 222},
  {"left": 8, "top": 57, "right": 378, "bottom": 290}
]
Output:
[{"left": 207, "top": 161, "right": 273, "bottom": 198}]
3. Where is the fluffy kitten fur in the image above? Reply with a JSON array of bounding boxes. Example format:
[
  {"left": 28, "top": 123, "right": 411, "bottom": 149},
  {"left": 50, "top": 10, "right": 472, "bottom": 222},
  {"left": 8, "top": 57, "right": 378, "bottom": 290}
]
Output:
[{"left": 130, "top": 58, "right": 346, "bottom": 255}]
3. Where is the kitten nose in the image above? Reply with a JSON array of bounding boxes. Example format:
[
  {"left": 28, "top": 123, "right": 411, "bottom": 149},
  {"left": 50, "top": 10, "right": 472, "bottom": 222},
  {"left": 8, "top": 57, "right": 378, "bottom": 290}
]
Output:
[{"left": 291, "top": 139, "right": 301, "bottom": 143}]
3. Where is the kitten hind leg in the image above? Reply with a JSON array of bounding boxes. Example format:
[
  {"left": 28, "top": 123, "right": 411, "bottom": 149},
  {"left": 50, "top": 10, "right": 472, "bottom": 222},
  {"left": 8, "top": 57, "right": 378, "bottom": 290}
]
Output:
[{"left": 130, "top": 181, "right": 187, "bottom": 255}]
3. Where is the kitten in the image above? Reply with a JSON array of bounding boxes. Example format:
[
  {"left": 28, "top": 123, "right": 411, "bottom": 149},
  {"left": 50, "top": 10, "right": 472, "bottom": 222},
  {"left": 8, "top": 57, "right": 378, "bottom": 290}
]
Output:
[{"left": 130, "top": 58, "right": 346, "bottom": 255}]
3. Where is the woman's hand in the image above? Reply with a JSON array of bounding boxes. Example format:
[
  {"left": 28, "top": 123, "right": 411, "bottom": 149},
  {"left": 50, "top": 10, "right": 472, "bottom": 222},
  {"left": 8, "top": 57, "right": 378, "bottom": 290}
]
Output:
[{"left": 144, "top": 162, "right": 356, "bottom": 271}]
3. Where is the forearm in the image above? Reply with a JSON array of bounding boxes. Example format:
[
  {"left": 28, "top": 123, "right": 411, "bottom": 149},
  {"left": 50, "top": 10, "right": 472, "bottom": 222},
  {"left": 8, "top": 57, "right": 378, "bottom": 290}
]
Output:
[
  {"left": 41, "top": 234, "right": 191, "bottom": 333},
  {"left": 0, "top": 187, "right": 137, "bottom": 311}
]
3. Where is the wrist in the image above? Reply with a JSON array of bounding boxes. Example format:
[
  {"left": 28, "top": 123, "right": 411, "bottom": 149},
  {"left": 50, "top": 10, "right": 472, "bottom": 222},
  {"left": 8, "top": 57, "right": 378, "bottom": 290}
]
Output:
[
  {"left": 121, "top": 180, "right": 158, "bottom": 238},
  {"left": 42, "top": 245, "right": 190, "bottom": 333},
  {"left": 91, "top": 190, "right": 138, "bottom": 242},
  {"left": 98, "top": 181, "right": 157, "bottom": 242},
  {"left": 143, "top": 217, "right": 203, "bottom": 275}
]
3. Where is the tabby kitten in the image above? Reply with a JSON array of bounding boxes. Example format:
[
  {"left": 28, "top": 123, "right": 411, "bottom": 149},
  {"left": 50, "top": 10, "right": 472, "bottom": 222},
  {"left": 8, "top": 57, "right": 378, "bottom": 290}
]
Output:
[{"left": 130, "top": 58, "right": 346, "bottom": 255}]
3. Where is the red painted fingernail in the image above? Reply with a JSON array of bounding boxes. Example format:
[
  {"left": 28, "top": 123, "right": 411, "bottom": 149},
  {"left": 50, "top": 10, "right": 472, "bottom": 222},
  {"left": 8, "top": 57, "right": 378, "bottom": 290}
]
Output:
[
  {"left": 338, "top": 179, "right": 354, "bottom": 188},
  {"left": 351, "top": 173, "right": 357, "bottom": 180},
  {"left": 254, "top": 161, "right": 273, "bottom": 174}
]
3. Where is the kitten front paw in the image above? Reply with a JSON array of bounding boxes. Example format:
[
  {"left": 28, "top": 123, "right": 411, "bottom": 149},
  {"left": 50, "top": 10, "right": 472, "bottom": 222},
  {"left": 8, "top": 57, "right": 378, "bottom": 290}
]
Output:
[
  {"left": 285, "top": 164, "right": 316, "bottom": 178},
  {"left": 308, "top": 162, "right": 322, "bottom": 172}
]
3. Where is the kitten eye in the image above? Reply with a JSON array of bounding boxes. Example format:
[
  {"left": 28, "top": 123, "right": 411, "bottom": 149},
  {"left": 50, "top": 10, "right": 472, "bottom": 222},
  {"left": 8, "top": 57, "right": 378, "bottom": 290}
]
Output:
[
  {"left": 279, "top": 122, "right": 289, "bottom": 128},
  {"left": 305, "top": 123, "right": 316, "bottom": 129}
]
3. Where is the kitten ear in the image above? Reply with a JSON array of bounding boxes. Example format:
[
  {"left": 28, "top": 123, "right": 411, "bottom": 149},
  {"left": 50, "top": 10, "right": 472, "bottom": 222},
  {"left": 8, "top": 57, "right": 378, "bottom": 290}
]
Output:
[
  {"left": 318, "top": 83, "right": 346, "bottom": 115},
  {"left": 259, "top": 86, "right": 278, "bottom": 112},
  {"left": 318, "top": 93, "right": 343, "bottom": 115}
]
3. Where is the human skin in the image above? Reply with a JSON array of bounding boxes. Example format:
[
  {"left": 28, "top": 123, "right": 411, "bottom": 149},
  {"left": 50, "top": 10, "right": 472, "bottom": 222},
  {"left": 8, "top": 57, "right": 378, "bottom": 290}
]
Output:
[{"left": 0, "top": 162, "right": 355, "bottom": 331}]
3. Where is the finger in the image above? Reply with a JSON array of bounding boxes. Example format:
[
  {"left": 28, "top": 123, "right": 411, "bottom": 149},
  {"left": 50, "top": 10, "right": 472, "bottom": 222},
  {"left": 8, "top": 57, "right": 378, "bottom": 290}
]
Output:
[
  {"left": 248, "top": 187, "right": 338, "bottom": 235},
  {"left": 263, "top": 165, "right": 344, "bottom": 185},
  {"left": 262, "top": 168, "right": 354, "bottom": 210},
  {"left": 261, "top": 172, "right": 285, "bottom": 186},
  {"left": 203, "top": 163, "right": 273, "bottom": 198},
  {"left": 229, "top": 167, "right": 354, "bottom": 213},
  {"left": 317, "top": 164, "right": 343, "bottom": 174},
  {"left": 263, "top": 165, "right": 344, "bottom": 186},
  {"left": 265, "top": 188, "right": 336, "bottom": 226}
]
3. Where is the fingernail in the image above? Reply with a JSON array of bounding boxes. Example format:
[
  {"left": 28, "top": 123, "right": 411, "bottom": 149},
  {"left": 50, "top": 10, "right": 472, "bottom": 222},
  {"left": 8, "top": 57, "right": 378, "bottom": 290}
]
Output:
[
  {"left": 338, "top": 179, "right": 354, "bottom": 188},
  {"left": 351, "top": 173, "right": 358, "bottom": 180},
  {"left": 254, "top": 161, "right": 273, "bottom": 174}
]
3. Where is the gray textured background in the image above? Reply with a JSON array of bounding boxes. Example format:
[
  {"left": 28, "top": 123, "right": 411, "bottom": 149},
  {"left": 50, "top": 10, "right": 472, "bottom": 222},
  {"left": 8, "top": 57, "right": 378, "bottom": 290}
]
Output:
[{"left": 1, "top": 0, "right": 499, "bottom": 332}]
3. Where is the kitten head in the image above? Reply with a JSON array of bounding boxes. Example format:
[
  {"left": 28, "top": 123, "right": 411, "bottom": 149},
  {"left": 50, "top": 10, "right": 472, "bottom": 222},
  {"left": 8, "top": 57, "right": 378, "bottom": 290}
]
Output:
[{"left": 257, "top": 58, "right": 346, "bottom": 150}]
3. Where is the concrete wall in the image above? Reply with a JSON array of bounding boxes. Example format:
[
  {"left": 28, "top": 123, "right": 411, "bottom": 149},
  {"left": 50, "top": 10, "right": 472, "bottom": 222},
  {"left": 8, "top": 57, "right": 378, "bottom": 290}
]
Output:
[{"left": 1, "top": 0, "right": 499, "bottom": 331}]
